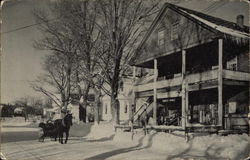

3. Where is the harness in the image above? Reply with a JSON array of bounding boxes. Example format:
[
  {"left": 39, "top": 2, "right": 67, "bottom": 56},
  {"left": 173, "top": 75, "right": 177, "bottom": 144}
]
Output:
[{"left": 61, "top": 113, "right": 72, "bottom": 127}]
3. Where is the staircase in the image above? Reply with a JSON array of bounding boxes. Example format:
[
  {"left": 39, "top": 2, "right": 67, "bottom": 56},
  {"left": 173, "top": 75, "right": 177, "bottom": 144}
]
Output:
[
  {"left": 115, "top": 98, "right": 153, "bottom": 132},
  {"left": 132, "top": 97, "right": 153, "bottom": 126}
]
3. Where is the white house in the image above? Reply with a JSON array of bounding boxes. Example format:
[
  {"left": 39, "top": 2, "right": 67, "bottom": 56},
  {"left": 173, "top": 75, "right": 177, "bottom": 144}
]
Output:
[{"left": 101, "top": 77, "right": 133, "bottom": 122}]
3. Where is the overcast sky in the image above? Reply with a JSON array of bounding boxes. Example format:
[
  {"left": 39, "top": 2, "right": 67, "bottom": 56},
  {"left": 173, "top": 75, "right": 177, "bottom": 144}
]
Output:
[{"left": 1, "top": 0, "right": 249, "bottom": 104}]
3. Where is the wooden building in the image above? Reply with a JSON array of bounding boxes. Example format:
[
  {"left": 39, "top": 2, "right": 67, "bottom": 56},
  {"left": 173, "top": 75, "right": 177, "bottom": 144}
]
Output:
[{"left": 129, "top": 3, "right": 249, "bottom": 133}]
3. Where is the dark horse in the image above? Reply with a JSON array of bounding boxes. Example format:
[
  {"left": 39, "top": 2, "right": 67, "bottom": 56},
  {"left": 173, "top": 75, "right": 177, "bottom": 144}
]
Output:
[
  {"left": 38, "top": 121, "right": 58, "bottom": 142},
  {"left": 54, "top": 113, "right": 73, "bottom": 144}
]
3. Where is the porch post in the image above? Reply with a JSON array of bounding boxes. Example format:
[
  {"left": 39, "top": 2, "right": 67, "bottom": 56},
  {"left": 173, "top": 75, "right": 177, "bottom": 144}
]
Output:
[
  {"left": 130, "top": 66, "right": 136, "bottom": 120},
  {"left": 218, "top": 39, "right": 223, "bottom": 127},
  {"left": 153, "top": 59, "right": 158, "bottom": 124},
  {"left": 181, "top": 50, "right": 187, "bottom": 128},
  {"left": 249, "top": 51, "right": 250, "bottom": 116}
]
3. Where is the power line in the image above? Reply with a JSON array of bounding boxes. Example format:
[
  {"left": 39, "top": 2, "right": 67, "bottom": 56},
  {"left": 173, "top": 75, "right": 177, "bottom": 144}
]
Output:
[
  {"left": 202, "top": 2, "right": 218, "bottom": 13},
  {"left": 206, "top": 2, "right": 227, "bottom": 14},
  {"left": 1, "top": 18, "right": 57, "bottom": 35},
  {"left": 2, "top": 22, "right": 42, "bottom": 34},
  {"left": 2, "top": 2, "right": 228, "bottom": 35}
]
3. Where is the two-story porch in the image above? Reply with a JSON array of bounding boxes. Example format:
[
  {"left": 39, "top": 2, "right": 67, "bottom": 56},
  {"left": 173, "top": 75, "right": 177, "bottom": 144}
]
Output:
[{"left": 129, "top": 3, "right": 250, "bottom": 133}]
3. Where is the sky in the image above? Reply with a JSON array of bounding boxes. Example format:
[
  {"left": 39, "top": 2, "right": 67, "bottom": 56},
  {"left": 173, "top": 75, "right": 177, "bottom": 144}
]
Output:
[
  {"left": 1, "top": 0, "right": 49, "bottom": 103},
  {"left": 1, "top": 0, "right": 249, "bottom": 104}
]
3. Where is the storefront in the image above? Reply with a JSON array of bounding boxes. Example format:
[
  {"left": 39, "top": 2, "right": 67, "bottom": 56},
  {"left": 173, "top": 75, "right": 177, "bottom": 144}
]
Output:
[
  {"left": 188, "top": 88, "right": 218, "bottom": 126},
  {"left": 157, "top": 98, "right": 181, "bottom": 126}
]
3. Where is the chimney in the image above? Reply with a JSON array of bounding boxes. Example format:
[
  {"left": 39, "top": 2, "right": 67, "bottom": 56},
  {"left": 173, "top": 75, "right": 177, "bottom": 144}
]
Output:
[{"left": 236, "top": 15, "right": 244, "bottom": 28}]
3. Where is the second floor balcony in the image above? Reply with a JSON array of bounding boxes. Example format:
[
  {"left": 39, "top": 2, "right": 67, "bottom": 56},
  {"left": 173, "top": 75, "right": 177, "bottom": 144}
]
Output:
[{"left": 134, "top": 68, "right": 250, "bottom": 98}]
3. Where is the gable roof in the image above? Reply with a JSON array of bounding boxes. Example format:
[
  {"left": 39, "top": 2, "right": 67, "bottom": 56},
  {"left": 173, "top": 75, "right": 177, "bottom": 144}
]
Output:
[
  {"left": 169, "top": 3, "right": 250, "bottom": 39},
  {"left": 129, "top": 2, "right": 250, "bottom": 66},
  {"left": 173, "top": 4, "right": 249, "bottom": 34}
]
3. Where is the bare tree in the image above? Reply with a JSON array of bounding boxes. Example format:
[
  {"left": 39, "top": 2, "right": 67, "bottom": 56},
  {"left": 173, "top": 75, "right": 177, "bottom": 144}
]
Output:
[
  {"left": 31, "top": 54, "right": 75, "bottom": 111},
  {"left": 33, "top": 0, "right": 107, "bottom": 123},
  {"left": 32, "top": 0, "right": 85, "bottom": 113},
  {"left": 32, "top": 0, "right": 159, "bottom": 124},
  {"left": 95, "top": 0, "right": 159, "bottom": 124},
  {"left": 68, "top": 0, "right": 100, "bottom": 122}
]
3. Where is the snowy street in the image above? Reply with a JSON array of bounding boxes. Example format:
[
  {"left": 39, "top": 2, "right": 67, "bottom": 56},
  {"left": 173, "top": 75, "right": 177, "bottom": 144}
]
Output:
[
  {"left": 1, "top": 137, "right": 167, "bottom": 160},
  {"left": 1, "top": 118, "right": 249, "bottom": 160},
  {"left": 1, "top": 124, "right": 249, "bottom": 160}
]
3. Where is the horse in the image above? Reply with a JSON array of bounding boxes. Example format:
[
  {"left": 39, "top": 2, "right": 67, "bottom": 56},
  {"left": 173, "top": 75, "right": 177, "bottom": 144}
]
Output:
[
  {"left": 38, "top": 121, "right": 58, "bottom": 142},
  {"left": 54, "top": 113, "right": 73, "bottom": 144}
]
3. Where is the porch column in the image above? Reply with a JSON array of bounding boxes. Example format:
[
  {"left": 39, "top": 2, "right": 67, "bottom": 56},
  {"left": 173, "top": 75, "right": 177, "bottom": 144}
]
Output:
[
  {"left": 153, "top": 59, "right": 158, "bottom": 124},
  {"left": 181, "top": 50, "right": 187, "bottom": 128},
  {"left": 248, "top": 50, "right": 250, "bottom": 117},
  {"left": 218, "top": 39, "right": 223, "bottom": 127},
  {"left": 130, "top": 66, "right": 136, "bottom": 121}
]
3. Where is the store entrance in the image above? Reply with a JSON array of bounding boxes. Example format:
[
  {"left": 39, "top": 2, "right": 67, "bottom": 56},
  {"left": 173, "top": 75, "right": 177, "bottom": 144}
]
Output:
[{"left": 157, "top": 98, "right": 181, "bottom": 126}]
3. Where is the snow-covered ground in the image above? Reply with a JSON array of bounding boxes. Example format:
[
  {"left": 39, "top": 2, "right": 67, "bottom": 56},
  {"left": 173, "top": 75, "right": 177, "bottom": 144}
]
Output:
[
  {"left": 1, "top": 119, "right": 249, "bottom": 159},
  {"left": 1, "top": 117, "right": 33, "bottom": 126},
  {"left": 1, "top": 127, "right": 39, "bottom": 132},
  {"left": 85, "top": 121, "right": 115, "bottom": 140},
  {"left": 86, "top": 123, "right": 250, "bottom": 160}
]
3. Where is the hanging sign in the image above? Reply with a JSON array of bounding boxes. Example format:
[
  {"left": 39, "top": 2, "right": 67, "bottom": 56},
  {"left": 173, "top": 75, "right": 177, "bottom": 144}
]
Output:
[{"left": 229, "top": 102, "right": 237, "bottom": 113}]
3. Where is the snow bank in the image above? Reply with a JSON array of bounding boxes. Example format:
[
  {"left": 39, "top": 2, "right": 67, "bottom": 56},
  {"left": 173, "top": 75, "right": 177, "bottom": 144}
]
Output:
[
  {"left": 86, "top": 122, "right": 249, "bottom": 159},
  {"left": 149, "top": 131, "right": 249, "bottom": 159},
  {"left": 85, "top": 122, "right": 115, "bottom": 140},
  {"left": 113, "top": 129, "right": 249, "bottom": 159},
  {"left": 150, "top": 131, "right": 189, "bottom": 153},
  {"left": 192, "top": 134, "right": 249, "bottom": 159}
]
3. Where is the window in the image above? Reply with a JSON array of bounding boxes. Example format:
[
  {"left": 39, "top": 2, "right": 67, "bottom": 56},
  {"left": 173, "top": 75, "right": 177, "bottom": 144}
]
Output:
[
  {"left": 231, "top": 64, "right": 237, "bottom": 71},
  {"left": 105, "top": 104, "right": 107, "bottom": 114},
  {"left": 120, "top": 81, "right": 124, "bottom": 92},
  {"left": 158, "top": 29, "right": 165, "bottom": 46},
  {"left": 226, "top": 57, "right": 237, "bottom": 71},
  {"left": 124, "top": 104, "right": 128, "bottom": 113},
  {"left": 227, "top": 101, "right": 249, "bottom": 114},
  {"left": 171, "top": 21, "right": 179, "bottom": 40}
]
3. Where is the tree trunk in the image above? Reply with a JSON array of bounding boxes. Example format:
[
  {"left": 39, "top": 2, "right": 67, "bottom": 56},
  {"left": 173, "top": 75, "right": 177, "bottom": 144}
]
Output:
[
  {"left": 61, "top": 93, "right": 66, "bottom": 118},
  {"left": 94, "top": 87, "right": 101, "bottom": 125},
  {"left": 111, "top": 93, "right": 120, "bottom": 125},
  {"left": 65, "top": 57, "right": 72, "bottom": 110},
  {"left": 80, "top": 82, "right": 90, "bottom": 123}
]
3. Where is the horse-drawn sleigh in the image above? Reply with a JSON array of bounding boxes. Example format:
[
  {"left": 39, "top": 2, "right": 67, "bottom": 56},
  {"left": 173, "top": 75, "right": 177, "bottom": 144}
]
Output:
[{"left": 38, "top": 113, "right": 73, "bottom": 144}]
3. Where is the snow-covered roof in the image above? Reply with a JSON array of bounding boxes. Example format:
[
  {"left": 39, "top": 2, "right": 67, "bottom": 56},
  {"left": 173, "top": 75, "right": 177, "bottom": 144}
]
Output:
[
  {"left": 171, "top": 3, "right": 250, "bottom": 41},
  {"left": 183, "top": 11, "right": 249, "bottom": 39}
]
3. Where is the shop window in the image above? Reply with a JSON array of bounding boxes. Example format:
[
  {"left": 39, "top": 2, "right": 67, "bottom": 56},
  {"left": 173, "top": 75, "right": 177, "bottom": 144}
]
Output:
[
  {"left": 190, "top": 104, "right": 218, "bottom": 125},
  {"left": 227, "top": 101, "right": 249, "bottom": 114}
]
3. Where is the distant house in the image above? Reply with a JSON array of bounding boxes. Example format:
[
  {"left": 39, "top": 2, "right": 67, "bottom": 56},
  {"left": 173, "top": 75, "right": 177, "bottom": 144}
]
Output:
[
  {"left": 102, "top": 76, "right": 134, "bottom": 123},
  {"left": 129, "top": 3, "right": 249, "bottom": 133},
  {"left": 14, "top": 107, "right": 25, "bottom": 117},
  {"left": 69, "top": 91, "right": 97, "bottom": 123}
]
